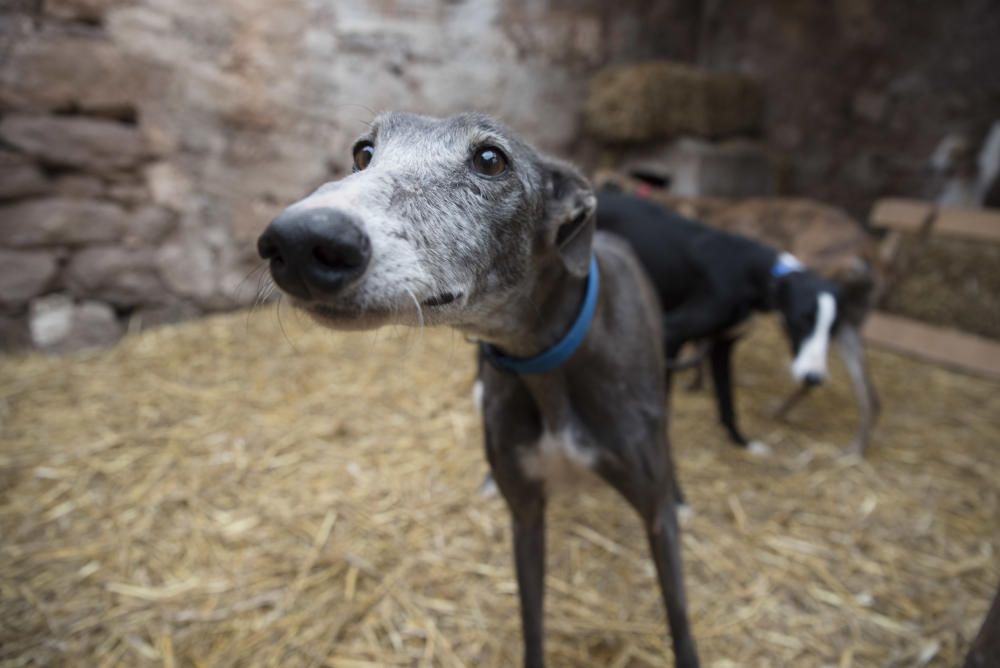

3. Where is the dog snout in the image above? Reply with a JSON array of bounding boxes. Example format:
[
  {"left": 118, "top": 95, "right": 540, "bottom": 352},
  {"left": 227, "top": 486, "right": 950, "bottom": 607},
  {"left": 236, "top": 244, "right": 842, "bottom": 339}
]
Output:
[
  {"left": 803, "top": 371, "right": 825, "bottom": 387},
  {"left": 258, "top": 208, "right": 370, "bottom": 300}
]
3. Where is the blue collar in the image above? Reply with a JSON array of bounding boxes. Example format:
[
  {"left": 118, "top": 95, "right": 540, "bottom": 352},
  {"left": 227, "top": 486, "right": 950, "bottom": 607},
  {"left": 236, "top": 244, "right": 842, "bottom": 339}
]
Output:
[
  {"left": 481, "top": 256, "right": 600, "bottom": 375},
  {"left": 771, "top": 253, "right": 804, "bottom": 279}
]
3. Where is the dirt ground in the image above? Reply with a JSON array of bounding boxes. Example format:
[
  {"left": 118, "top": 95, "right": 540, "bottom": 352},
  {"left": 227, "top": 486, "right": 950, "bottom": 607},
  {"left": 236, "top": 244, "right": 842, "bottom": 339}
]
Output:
[{"left": 1, "top": 309, "right": 997, "bottom": 667}]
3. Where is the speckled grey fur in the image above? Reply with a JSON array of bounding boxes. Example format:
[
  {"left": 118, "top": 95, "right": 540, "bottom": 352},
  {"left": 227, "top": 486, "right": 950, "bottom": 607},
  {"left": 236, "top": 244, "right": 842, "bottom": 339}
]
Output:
[{"left": 266, "top": 112, "right": 699, "bottom": 668}]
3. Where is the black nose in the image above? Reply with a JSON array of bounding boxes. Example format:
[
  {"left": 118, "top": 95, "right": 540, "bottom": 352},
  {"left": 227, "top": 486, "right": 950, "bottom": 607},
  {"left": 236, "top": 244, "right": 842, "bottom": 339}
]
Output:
[
  {"left": 257, "top": 207, "right": 370, "bottom": 300},
  {"left": 803, "top": 372, "right": 824, "bottom": 387}
]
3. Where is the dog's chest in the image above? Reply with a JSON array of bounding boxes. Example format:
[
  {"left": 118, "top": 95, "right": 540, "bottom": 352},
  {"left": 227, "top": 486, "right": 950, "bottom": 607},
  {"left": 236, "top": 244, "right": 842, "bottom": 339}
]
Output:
[{"left": 519, "top": 429, "right": 598, "bottom": 486}]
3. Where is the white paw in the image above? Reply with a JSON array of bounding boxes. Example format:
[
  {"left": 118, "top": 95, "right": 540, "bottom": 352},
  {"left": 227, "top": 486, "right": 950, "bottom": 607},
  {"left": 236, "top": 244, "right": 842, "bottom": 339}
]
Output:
[
  {"left": 478, "top": 472, "right": 498, "bottom": 498},
  {"left": 748, "top": 441, "right": 772, "bottom": 457},
  {"left": 471, "top": 380, "right": 484, "bottom": 416},
  {"left": 676, "top": 503, "right": 694, "bottom": 528}
]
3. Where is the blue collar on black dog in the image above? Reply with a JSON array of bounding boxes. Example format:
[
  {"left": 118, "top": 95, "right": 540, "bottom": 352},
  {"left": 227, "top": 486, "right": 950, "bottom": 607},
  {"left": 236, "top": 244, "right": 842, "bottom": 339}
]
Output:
[
  {"left": 481, "top": 256, "right": 600, "bottom": 375},
  {"left": 771, "top": 252, "right": 805, "bottom": 279}
]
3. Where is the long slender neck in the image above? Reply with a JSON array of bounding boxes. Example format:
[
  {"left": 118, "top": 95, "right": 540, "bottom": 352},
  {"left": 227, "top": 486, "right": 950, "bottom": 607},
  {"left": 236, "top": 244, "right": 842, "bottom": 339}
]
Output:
[
  {"left": 463, "top": 260, "right": 588, "bottom": 360},
  {"left": 477, "top": 260, "right": 593, "bottom": 429}
]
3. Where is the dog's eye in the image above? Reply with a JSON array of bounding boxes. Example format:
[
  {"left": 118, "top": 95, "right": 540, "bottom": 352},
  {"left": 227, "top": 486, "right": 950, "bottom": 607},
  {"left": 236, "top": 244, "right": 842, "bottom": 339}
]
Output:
[
  {"left": 352, "top": 141, "right": 374, "bottom": 172},
  {"left": 472, "top": 146, "right": 507, "bottom": 176}
]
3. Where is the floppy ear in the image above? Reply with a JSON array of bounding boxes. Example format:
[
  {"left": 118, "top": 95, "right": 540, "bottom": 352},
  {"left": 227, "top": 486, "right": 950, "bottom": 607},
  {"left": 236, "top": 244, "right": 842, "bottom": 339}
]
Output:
[{"left": 540, "top": 158, "right": 597, "bottom": 278}]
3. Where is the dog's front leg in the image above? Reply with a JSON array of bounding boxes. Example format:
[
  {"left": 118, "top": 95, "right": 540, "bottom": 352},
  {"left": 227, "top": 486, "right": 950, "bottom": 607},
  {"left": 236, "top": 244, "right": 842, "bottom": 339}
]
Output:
[
  {"left": 480, "top": 373, "right": 549, "bottom": 666},
  {"left": 510, "top": 495, "right": 546, "bottom": 668},
  {"left": 646, "top": 499, "right": 700, "bottom": 668},
  {"left": 771, "top": 382, "right": 813, "bottom": 419},
  {"left": 483, "top": 423, "right": 547, "bottom": 666},
  {"left": 836, "top": 323, "right": 881, "bottom": 454},
  {"left": 598, "top": 456, "right": 699, "bottom": 668},
  {"left": 487, "top": 450, "right": 547, "bottom": 667}
]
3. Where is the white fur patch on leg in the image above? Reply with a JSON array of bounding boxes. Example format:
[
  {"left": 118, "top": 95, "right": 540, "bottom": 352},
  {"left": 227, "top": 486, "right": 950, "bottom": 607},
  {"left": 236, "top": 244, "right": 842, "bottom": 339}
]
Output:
[
  {"left": 748, "top": 440, "right": 772, "bottom": 457},
  {"left": 471, "top": 379, "right": 484, "bottom": 416}
]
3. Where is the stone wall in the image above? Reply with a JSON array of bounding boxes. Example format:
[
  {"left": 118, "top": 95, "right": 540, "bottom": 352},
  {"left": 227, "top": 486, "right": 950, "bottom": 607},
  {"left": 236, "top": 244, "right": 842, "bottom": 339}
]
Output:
[
  {"left": 2, "top": 0, "right": 998, "bottom": 352},
  {"left": 0, "top": 0, "right": 696, "bottom": 352}
]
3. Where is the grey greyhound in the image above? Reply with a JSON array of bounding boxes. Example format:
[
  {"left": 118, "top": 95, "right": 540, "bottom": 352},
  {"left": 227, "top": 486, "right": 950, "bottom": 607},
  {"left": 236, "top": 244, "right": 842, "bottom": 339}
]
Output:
[{"left": 257, "top": 112, "right": 699, "bottom": 668}]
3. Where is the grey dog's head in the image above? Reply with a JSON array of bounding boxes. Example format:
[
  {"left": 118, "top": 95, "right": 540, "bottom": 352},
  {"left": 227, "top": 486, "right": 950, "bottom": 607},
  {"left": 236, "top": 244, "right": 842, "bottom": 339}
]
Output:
[{"left": 258, "top": 112, "right": 595, "bottom": 337}]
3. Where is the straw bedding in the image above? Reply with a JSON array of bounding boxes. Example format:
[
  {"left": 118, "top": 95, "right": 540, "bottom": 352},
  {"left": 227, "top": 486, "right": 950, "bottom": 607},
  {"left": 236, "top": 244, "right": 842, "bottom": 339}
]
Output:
[{"left": 1, "top": 309, "right": 997, "bottom": 667}]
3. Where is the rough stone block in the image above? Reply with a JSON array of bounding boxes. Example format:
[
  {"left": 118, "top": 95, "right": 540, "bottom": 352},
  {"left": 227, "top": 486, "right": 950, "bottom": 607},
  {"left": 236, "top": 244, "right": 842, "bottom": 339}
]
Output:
[
  {"left": 107, "top": 180, "right": 150, "bottom": 205},
  {"left": 0, "top": 249, "right": 59, "bottom": 304},
  {"left": 0, "top": 35, "right": 145, "bottom": 115},
  {"left": 0, "top": 197, "right": 130, "bottom": 247},
  {"left": 45, "top": 0, "right": 121, "bottom": 22},
  {"left": 128, "top": 206, "right": 177, "bottom": 245},
  {"left": 0, "top": 114, "right": 148, "bottom": 174},
  {"left": 65, "top": 246, "right": 167, "bottom": 306},
  {"left": 29, "top": 294, "right": 124, "bottom": 353},
  {"left": 145, "top": 161, "right": 194, "bottom": 213},
  {"left": 585, "top": 61, "right": 761, "bottom": 142},
  {"left": 53, "top": 174, "right": 105, "bottom": 199},
  {"left": 0, "top": 314, "right": 31, "bottom": 350},
  {"left": 0, "top": 150, "right": 49, "bottom": 201},
  {"left": 156, "top": 231, "right": 218, "bottom": 302}
]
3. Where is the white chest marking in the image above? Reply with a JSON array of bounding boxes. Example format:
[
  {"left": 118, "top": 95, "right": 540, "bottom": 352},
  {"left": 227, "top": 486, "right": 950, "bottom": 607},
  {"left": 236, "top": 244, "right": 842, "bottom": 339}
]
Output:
[
  {"left": 519, "top": 429, "right": 598, "bottom": 486},
  {"left": 791, "top": 292, "right": 837, "bottom": 382}
]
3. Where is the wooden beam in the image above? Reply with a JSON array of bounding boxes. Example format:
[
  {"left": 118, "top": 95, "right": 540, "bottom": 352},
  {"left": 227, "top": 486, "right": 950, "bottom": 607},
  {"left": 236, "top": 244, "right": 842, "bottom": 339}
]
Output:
[
  {"left": 864, "top": 312, "right": 1000, "bottom": 381},
  {"left": 870, "top": 198, "right": 935, "bottom": 233},
  {"left": 933, "top": 206, "right": 1000, "bottom": 243}
]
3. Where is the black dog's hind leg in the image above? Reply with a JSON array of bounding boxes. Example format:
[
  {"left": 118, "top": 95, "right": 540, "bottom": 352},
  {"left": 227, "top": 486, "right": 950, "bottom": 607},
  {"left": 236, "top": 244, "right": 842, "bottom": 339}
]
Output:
[{"left": 709, "top": 336, "right": 749, "bottom": 447}]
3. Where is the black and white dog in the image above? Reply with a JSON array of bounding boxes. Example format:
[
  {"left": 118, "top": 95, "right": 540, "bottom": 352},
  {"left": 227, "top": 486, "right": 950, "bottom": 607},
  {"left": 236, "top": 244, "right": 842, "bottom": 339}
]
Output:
[{"left": 595, "top": 189, "right": 841, "bottom": 454}]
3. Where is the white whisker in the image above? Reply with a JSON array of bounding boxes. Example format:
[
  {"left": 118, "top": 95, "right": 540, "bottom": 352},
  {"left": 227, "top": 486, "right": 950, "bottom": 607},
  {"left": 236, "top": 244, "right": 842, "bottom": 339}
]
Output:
[{"left": 405, "top": 288, "right": 425, "bottom": 330}]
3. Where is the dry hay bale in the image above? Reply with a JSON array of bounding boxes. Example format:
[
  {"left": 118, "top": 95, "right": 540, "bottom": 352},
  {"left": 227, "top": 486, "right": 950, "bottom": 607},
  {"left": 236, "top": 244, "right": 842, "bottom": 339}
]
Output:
[
  {"left": 881, "top": 234, "right": 1000, "bottom": 340},
  {"left": 585, "top": 61, "right": 762, "bottom": 142},
  {"left": 1, "top": 308, "right": 998, "bottom": 666}
]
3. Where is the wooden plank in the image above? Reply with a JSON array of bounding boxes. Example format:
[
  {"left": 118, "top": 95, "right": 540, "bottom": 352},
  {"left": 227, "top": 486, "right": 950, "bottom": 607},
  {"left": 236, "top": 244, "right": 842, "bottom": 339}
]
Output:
[
  {"left": 933, "top": 206, "right": 1000, "bottom": 243},
  {"left": 864, "top": 312, "right": 1000, "bottom": 381},
  {"left": 869, "top": 198, "right": 935, "bottom": 233}
]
